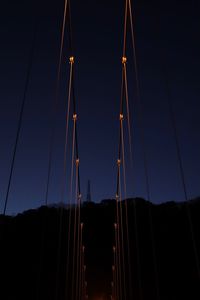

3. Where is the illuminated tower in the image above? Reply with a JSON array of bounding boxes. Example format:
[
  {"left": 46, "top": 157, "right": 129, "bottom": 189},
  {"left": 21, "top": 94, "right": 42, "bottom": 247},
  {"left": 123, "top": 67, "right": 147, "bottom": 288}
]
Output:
[{"left": 86, "top": 180, "right": 92, "bottom": 202}]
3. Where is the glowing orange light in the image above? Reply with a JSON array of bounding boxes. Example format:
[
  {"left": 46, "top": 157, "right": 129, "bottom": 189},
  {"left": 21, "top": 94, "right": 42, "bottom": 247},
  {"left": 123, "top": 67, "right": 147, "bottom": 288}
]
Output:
[
  {"left": 117, "top": 159, "right": 121, "bottom": 166},
  {"left": 119, "top": 113, "right": 124, "bottom": 121},
  {"left": 73, "top": 113, "right": 77, "bottom": 121},
  {"left": 76, "top": 158, "right": 80, "bottom": 166},
  {"left": 69, "top": 56, "right": 74, "bottom": 64},
  {"left": 122, "top": 56, "right": 127, "bottom": 64}
]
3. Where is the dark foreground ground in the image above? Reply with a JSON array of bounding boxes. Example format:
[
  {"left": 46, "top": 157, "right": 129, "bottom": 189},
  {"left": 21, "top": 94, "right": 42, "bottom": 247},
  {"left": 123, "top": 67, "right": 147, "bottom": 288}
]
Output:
[{"left": 0, "top": 197, "right": 200, "bottom": 300}]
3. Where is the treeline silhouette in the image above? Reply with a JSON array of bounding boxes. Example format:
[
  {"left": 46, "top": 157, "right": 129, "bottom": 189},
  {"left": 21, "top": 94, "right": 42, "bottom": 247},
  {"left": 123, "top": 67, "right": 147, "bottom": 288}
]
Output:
[{"left": 0, "top": 197, "right": 200, "bottom": 300}]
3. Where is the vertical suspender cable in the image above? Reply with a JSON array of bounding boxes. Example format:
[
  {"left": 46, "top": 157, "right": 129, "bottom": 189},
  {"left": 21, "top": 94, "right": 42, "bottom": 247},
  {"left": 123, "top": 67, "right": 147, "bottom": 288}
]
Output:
[
  {"left": 113, "top": 1, "right": 134, "bottom": 299},
  {"left": 54, "top": 61, "right": 76, "bottom": 300},
  {"left": 154, "top": 3, "right": 200, "bottom": 285},
  {"left": 114, "top": 222, "right": 121, "bottom": 300},
  {"left": 45, "top": 0, "right": 68, "bottom": 206},
  {"left": 54, "top": 0, "right": 83, "bottom": 297},
  {"left": 36, "top": 2, "right": 70, "bottom": 297},
  {"left": 64, "top": 3, "right": 83, "bottom": 298},
  {"left": 71, "top": 152, "right": 79, "bottom": 300},
  {"left": 114, "top": 6, "right": 130, "bottom": 300},
  {"left": 60, "top": 59, "right": 74, "bottom": 204},
  {"left": 78, "top": 223, "right": 84, "bottom": 300},
  {"left": 118, "top": 162, "right": 127, "bottom": 300},
  {"left": 3, "top": 25, "right": 36, "bottom": 215},
  {"left": 123, "top": 63, "right": 133, "bottom": 166},
  {"left": 163, "top": 71, "right": 200, "bottom": 282},
  {"left": 75, "top": 196, "right": 81, "bottom": 299},
  {"left": 127, "top": 1, "right": 160, "bottom": 299}
]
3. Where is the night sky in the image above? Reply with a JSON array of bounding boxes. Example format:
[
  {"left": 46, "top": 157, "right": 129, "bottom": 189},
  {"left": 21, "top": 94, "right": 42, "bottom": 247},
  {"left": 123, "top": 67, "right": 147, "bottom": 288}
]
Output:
[{"left": 0, "top": 0, "right": 200, "bottom": 214}]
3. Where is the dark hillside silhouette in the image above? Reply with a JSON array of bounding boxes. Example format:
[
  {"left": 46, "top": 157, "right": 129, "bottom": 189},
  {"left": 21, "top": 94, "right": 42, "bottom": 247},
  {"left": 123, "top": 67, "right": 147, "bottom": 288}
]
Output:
[{"left": 0, "top": 198, "right": 200, "bottom": 300}]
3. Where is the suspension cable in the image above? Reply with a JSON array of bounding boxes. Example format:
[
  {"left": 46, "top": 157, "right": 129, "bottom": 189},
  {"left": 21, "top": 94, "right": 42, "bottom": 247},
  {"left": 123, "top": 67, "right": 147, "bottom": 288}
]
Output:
[
  {"left": 163, "top": 69, "right": 200, "bottom": 282},
  {"left": 3, "top": 25, "right": 37, "bottom": 215},
  {"left": 50, "top": 1, "right": 84, "bottom": 298},
  {"left": 60, "top": 58, "right": 74, "bottom": 204},
  {"left": 113, "top": 1, "right": 134, "bottom": 299},
  {"left": 127, "top": 1, "right": 160, "bottom": 299},
  {"left": 36, "top": 0, "right": 71, "bottom": 296},
  {"left": 154, "top": 1, "right": 200, "bottom": 285},
  {"left": 64, "top": 4, "right": 83, "bottom": 300},
  {"left": 71, "top": 155, "right": 79, "bottom": 300},
  {"left": 45, "top": 0, "right": 69, "bottom": 206}
]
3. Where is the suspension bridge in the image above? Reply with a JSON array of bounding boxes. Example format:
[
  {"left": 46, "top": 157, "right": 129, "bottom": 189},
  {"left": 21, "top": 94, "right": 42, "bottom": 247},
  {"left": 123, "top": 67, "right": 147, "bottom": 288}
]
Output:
[{"left": 0, "top": 0, "right": 200, "bottom": 299}]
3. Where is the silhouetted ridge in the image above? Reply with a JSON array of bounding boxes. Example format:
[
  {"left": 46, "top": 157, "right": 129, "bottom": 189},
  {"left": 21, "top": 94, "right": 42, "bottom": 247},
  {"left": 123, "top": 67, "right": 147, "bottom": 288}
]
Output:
[{"left": 0, "top": 197, "right": 200, "bottom": 300}]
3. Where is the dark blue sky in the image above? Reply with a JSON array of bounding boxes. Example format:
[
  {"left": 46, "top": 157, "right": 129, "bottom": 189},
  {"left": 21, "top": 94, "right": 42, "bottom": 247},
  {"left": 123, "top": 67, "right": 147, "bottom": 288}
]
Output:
[{"left": 0, "top": 0, "right": 200, "bottom": 214}]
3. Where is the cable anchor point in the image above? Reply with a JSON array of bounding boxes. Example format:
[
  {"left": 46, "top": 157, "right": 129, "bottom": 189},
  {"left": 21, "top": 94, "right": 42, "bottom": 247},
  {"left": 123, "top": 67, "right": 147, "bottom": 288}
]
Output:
[
  {"left": 73, "top": 113, "right": 77, "bottom": 121},
  {"left": 69, "top": 56, "right": 75, "bottom": 64},
  {"left": 117, "top": 159, "right": 121, "bottom": 166},
  {"left": 122, "top": 56, "right": 127, "bottom": 64},
  {"left": 76, "top": 158, "right": 80, "bottom": 166},
  {"left": 119, "top": 113, "right": 124, "bottom": 121},
  {"left": 78, "top": 193, "right": 82, "bottom": 202}
]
